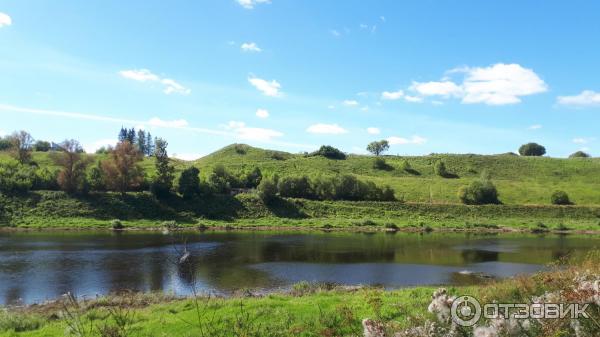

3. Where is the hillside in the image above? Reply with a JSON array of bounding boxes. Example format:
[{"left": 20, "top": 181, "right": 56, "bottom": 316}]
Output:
[{"left": 194, "top": 144, "right": 600, "bottom": 206}]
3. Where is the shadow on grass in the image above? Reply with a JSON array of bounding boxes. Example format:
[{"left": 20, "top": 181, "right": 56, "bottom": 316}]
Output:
[{"left": 264, "top": 198, "right": 308, "bottom": 219}]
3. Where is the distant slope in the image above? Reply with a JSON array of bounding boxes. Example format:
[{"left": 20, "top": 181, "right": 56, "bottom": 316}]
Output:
[{"left": 193, "top": 144, "right": 600, "bottom": 206}]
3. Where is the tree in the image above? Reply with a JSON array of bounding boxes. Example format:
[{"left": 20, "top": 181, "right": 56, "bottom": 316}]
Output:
[
  {"left": 458, "top": 173, "right": 499, "bottom": 205},
  {"left": 145, "top": 132, "right": 154, "bottom": 156},
  {"left": 245, "top": 167, "right": 263, "bottom": 188},
  {"left": 257, "top": 177, "right": 278, "bottom": 203},
  {"left": 34, "top": 140, "right": 51, "bottom": 152},
  {"left": 88, "top": 162, "right": 105, "bottom": 191},
  {"left": 308, "top": 145, "right": 346, "bottom": 160},
  {"left": 434, "top": 160, "right": 448, "bottom": 177},
  {"left": 0, "top": 137, "right": 12, "bottom": 151},
  {"left": 118, "top": 127, "right": 128, "bottom": 142},
  {"left": 366, "top": 140, "right": 390, "bottom": 156},
  {"left": 518, "top": 143, "right": 546, "bottom": 156},
  {"left": 150, "top": 138, "right": 175, "bottom": 198},
  {"left": 101, "top": 141, "right": 144, "bottom": 195},
  {"left": 10, "top": 131, "right": 34, "bottom": 164},
  {"left": 136, "top": 129, "right": 147, "bottom": 155},
  {"left": 126, "top": 128, "right": 136, "bottom": 144},
  {"left": 178, "top": 167, "right": 201, "bottom": 199},
  {"left": 569, "top": 151, "right": 590, "bottom": 158},
  {"left": 50, "top": 139, "right": 91, "bottom": 193}
]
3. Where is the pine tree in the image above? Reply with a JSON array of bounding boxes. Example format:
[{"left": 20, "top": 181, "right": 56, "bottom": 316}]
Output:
[
  {"left": 136, "top": 129, "right": 147, "bottom": 155},
  {"left": 126, "top": 128, "right": 136, "bottom": 144},
  {"left": 118, "top": 127, "right": 128, "bottom": 142},
  {"left": 150, "top": 138, "right": 175, "bottom": 198},
  {"left": 145, "top": 132, "right": 154, "bottom": 156}
]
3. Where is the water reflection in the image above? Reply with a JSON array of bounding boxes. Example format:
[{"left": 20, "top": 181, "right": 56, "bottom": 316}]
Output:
[{"left": 0, "top": 231, "right": 598, "bottom": 305}]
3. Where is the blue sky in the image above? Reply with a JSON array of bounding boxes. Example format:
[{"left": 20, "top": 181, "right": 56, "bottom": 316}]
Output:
[{"left": 1, "top": 0, "right": 600, "bottom": 159}]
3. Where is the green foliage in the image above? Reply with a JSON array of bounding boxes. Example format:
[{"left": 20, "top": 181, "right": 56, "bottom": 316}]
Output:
[
  {"left": 178, "top": 167, "right": 201, "bottom": 199},
  {"left": 150, "top": 138, "right": 175, "bottom": 198},
  {"left": 309, "top": 145, "right": 347, "bottom": 160},
  {"left": 243, "top": 167, "right": 262, "bottom": 188},
  {"left": 88, "top": 163, "right": 105, "bottom": 191},
  {"left": 0, "top": 161, "right": 35, "bottom": 193},
  {"left": 257, "top": 177, "right": 278, "bottom": 202},
  {"left": 434, "top": 160, "right": 448, "bottom": 177},
  {"left": 207, "top": 164, "right": 236, "bottom": 194},
  {"left": 458, "top": 176, "right": 499, "bottom": 205},
  {"left": 33, "top": 140, "right": 51, "bottom": 152},
  {"left": 372, "top": 157, "right": 392, "bottom": 170},
  {"left": 551, "top": 190, "right": 572, "bottom": 205},
  {"left": 0, "top": 309, "right": 43, "bottom": 332},
  {"left": 519, "top": 142, "right": 546, "bottom": 156},
  {"left": 569, "top": 151, "right": 590, "bottom": 158},
  {"left": 277, "top": 176, "right": 312, "bottom": 198},
  {"left": 111, "top": 219, "right": 124, "bottom": 230},
  {"left": 366, "top": 140, "right": 390, "bottom": 156},
  {"left": 0, "top": 137, "right": 12, "bottom": 151}
]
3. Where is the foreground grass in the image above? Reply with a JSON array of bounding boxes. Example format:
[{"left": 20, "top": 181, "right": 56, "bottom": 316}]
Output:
[{"left": 2, "top": 254, "right": 599, "bottom": 337}]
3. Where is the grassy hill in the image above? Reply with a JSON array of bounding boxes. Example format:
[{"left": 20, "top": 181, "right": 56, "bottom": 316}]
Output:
[{"left": 193, "top": 144, "right": 600, "bottom": 206}]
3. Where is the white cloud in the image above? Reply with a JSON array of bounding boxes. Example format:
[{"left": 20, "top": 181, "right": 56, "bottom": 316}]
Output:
[
  {"left": 410, "top": 81, "right": 462, "bottom": 97},
  {"left": 387, "top": 135, "right": 427, "bottom": 145},
  {"left": 380, "top": 16, "right": 386, "bottom": 22},
  {"left": 404, "top": 95, "right": 423, "bottom": 103},
  {"left": 343, "top": 100, "right": 359, "bottom": 106},
  {"left": 236, "top": 0, "right": 271, "bottom": 9},
  {"left": 148, "top": 117, "right": 189, "bottom": 128},
  {"left": 359, "top": 24, "right": 368, "bottom": 29},
  {"left": 407, "top": 63, "right": 547, "bottom": 105},
  {"left": 367, "top": 127, "right": 380, "bottom": 135},
  {"left": 256, "top": 108, "right": 269, "bottom": 118},
  {"left": 573, "top": 138, "right": 588, "bottom": 144},
  {"left": 223, "top": 120, "right": 283, "bottom": 141},
  {"left": 381, "top": 90, "right": 404, "bottom": 100},
  {"left": 83, "top": 139, "right": 117, "bottom": 154},
  {"left": 119, "top": 69, "right": 190, "bottom": 95},
  {"left": 330, "top": 29, "right": 341, "bottom": 37},
  {"left": 361, "top": 106, "right": 369, "bottom": 112},
  {"left": 248, "top": 76, "right": 282, "bottom": 97},
  {"left": 529, "top": 124, "right": 542, "bottom": 130},
  {"left": 161, "top": 78, "right": 191, "bottom": 95},
  {"left": 119, "top": 69, "right": 159, "bottom": 82},
  {"left": 0, "top": 13, "right": 12, "bottom": 27},
  {"left": 306, "top": 123, "right": 348, "bottom": 135},
  {"left": 557, "top": 90, "right": 600, "bottom": 107},
  {"left": 327, "top": 105, "right": 336, "bottom": 109},
  {"left": 241, "top": 42, "right": 262, "bottom": 52},
  {"left": 172, "top": 153, "right": 205, "bottom": 161}
]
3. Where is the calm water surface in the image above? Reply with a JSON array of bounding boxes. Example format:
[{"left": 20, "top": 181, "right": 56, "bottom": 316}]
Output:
[{"left": 1, "top": 230, "right": 598, "bottom": 305}]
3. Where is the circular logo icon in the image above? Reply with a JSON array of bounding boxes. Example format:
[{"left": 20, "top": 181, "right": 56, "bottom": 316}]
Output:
[{"left": 451, "top": 296, "right": 482, "bottom": 327}]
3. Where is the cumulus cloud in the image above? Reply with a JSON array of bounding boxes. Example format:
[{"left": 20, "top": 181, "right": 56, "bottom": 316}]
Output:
[
  {"left": 236, "top": 0, "right": 271, "bottom": 9},
  {"left": 306, "top": 123, "right": 348, "bottom": 135},
  {"left": 404, "top": 95, "right": 423, "bottom": 103},
  {"left": 223, "top": 120, "right": 283, "bottom": 141},
  {"left": 241, "top": 42, "right": 262, "bottom": 52},
  {"left": 330, "top": 29, "right": 341, "bottom": 37},
  {"left": 248, "top": 76, "right": 282, "bottom": 97},
  {"left": 406, "top": 63, "right": 547, "bottom": 105},
  {"left": 0, "top": 13, "right": 12, "bottom": 27},
  {"left": 119, "top": 69, "right": 190, "bottom": 95},
  {"left": 529, "top": 124, "right": 542, "bottom": 130},
  {"left": 381, "top": 90, "right": 404, "bottom": 100},
  {"left": 366, "top": 127, "right": 380, "bottom": 135},
  {"left": 387, "top": 135, "right": 427, "bottom": 145},
  {"left": 343, "top": 100, "right": 359, "bottom": 106},
  {"left": 256, "top": 108, "right": 269, "bottom": 118},
  {"left": 557, "top": 90, "right": 600, "bottom": 107},
  {"left": 83, "top": 139, "right": 117, "bottom": 154}
]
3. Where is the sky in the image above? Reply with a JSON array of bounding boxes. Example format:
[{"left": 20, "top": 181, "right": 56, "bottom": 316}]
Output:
[{"left": 1, "top": 0, "right": 600, "bottom": 160}]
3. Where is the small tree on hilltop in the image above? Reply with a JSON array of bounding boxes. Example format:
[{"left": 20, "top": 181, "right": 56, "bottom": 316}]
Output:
[
  {"left": 101, "top": 141, "right": 144, "bottom": 196},
  {"left": 10, "top": 130, "right": 34, "bottom": 164},
  {"left": 151, "top": 138, "right": 175, "bottom": 198},
  {"left": 569, "top": 151, "right": 590, "bottom": 158},
  {"left": 178, "top": 166, "right": 201, "bottom": 199},
  {"left": 50, "top": 139, "right": 91, "bottom": 193},
  {"left": 518, "top": 143, "right": 546, "bottom": 156},
  {"left": 367, "top": 140, "right": 390, "bottom": 156}
]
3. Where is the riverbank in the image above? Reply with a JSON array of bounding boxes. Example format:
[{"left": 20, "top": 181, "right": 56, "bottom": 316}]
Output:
[
  {"left": 2, "top": 190, "right": 600, "bottom": 234},
  {"left": 2, "top": 253, "right": 599, "bottom": 337}
]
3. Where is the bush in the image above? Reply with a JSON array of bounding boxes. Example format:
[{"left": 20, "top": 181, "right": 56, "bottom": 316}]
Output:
[
  {"left": 0, "top": 161, "right": 35, "bottom": 193},
  {"left": 111, "top": 219, "right": 124, "bottom": 230},
  {"left": 434, "top": 160, "right": 448, "bottom": 177},
  {"left": 372, "top": 158, "right": 391, "bottom": 170},
  {"left": 309, "top": 145, "right": 346, "bottom": 160},
  {"left": 458, "top": 178, "right": 499, "bottom": 205},
  {"left": 518, "top": 142, "right": 546, "bottom": 156},
  {"left": 33, "top": 140, "right": 51, "bottom": 152},
  {"left": 257, "top": 178, "right": 278, "bottom": 202},
  {"left": 0, "top": 137, "right": 12, "bottom": 151},
  {"left": 551, "top": 190, "right": 572, "bottom": 205},
  {"left": 569, "top": 151, "right": 590, "bottom": 158},
  {"left": 207, "top": 164, "right": 236, "bottom": 194},
  {"left": 278, "top": 176, "right": 313, "bottom": 198},
  {"left": 178, "top": 167, "right": 201, "bottom": 199}
]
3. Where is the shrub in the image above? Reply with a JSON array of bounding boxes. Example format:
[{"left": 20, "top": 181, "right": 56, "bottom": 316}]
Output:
[
  {"left": 551, "top": 190, "right": 571, "bottom": 205},
  {"left": 111, "top": 219, "right": 124, "bottom": 230},
  {"left": 0, "top": 137, "right": 12, "bottom": 151},
  {"left": 458, "top": 178, "right": 499, "bottom": 205},
  {"left": 243, "top": 167, "right": 262, "bottom": 188},
  {"left": 569, "top": 151, "right": 590, "bottom": 158},
  {"left": 434, "top": 160, "right": 448, "bottom": 177},
  {"left": 178, "top": 167, "right": 201, "bottom": 199},
  {"left": 207, "top": 164, "right": 236, "bottom": 194},
  {"left": 372, "top": 158, "right": 391, "bottom": 170},
  {"left": 278, "top": 176, "right": 312, "bottom": 198},
  {"left": 309, "top": 145, "right": 346, "bottom": 160},
  {"left": 234, "top": 144, "right": 248, "bottom": 155},
  {"left": 518, "top": 142, "right": 546, "bottom": 156},
  {"left": 0, "top": 310, "right": 43, "bottom": 332},
  {"left": 257, "top": 178, "right": 278, "bottom": 202},
  {"left": 0, "top": 161, "right": 34, "bottom": 193},
  {"left": 33, "top": 140, "right": 51, "bottom": 152}
]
